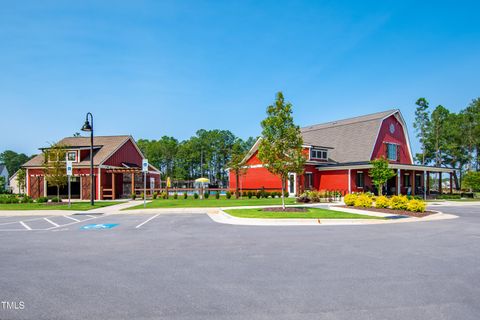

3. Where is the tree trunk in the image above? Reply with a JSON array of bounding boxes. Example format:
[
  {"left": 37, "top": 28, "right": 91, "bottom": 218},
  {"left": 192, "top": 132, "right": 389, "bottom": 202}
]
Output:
[
  {"left": 57, "top": 186, "right": 60, "bottom": 202},
  {"left": 453, "top": 170, "right": 460, "bottom": 190},
  {"left": 281, "top": 177, "right": 286, "bottom": 211}
]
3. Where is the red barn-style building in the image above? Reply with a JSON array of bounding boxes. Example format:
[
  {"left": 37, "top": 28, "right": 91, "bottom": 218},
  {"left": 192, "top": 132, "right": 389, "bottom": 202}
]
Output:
[
  {"left": 23, "top": 135, "right": 160, "bottom": 200},
  {"left": 229, "top": 110, "right": 453, "bottom": 197}
]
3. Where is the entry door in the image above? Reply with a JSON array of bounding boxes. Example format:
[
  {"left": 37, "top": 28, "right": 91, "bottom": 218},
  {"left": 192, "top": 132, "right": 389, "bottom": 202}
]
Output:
[{"left": 287, "top": 173, "right": 297, "bottom": 197}]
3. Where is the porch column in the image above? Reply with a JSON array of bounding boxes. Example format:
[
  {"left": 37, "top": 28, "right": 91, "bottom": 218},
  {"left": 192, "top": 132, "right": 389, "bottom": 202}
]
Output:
[
  {"left": 423, "top": 170, "right": 427, "bottom": 200},
  {"left": 397, "top": 169, "right": 401, "bottom": 195},
  {"left": 112, "top": 173, "right": 116, "bottom": 200},
  {"left": 449, "top": 172, "right": 453, "bottom": 194},
  {"left": 427, "top": 172, "right": 430, "bottom": 195},
  {"left": 348, "top": 169, "right": 351, "bottom": 194},
  {"left": 131, "top": 172, "right": 135, "bottom": 196},
  {"left": 412, "top": 170, "right": 415, "bottom": 196}
]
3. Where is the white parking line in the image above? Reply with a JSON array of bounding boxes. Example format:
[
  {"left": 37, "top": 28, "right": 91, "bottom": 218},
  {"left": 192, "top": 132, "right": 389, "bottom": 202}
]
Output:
[
  {"left": 19, "top": 221, "right": 32, "bottom": 230},
  {"left": 63, "top": 215, "right": 81, "bottom": 222},
  {"left": 44, "top": 218, "right": 60, "bottom": 227},
  {"left": 86, "top": 215, "right": 96, "bottom": 218},
  {"left": 135, "top": 214, "right": 160, "bottom": 229}
]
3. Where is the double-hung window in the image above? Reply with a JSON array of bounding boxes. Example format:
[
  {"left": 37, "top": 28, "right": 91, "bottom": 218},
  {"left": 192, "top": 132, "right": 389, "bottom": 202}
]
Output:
[
  {"left": 356, "top": 171, "right": 365, "bottom": 188},
  {"left": 305, "top": 172, "right": 313, "bottom": 189},
  {"left": 386, "top": 143, "right": 398, "bottom": 161},
  {"left": 67, "top": 151, "right": 77, "bottom": 162},
  {"left": 310, "top": 148, "right": 328, "bottom": 160}
]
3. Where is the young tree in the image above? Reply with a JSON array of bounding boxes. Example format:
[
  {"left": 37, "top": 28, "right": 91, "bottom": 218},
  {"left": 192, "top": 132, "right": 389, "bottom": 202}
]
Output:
[
  {"left": 369, "top": 157, "right": 396, "bottom": 196},
  {"left": 43, "top": 144, "right": 67, "bottom": 202},
  {"left": 258, "top": 92, "right": 306, "bottom": 210},
  {"left": 462, "top": 171, "right": 480, "bottom": 192},
  {"left": 413, "top": 98, "right": 430, "bottom": 165},
  {"left": 17, "top": 168, "right": 26, "bottom": 194},
  {"left": 228, "top": 139, "right": 249, "bottom": 198}
]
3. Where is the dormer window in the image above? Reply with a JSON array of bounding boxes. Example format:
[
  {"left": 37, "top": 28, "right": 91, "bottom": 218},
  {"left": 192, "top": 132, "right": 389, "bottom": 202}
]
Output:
[
  {"left": 310, "top": 148, "right": 328, "bottom": 160},
  {"left": 66, "top": 151, "right": 77, "bottom": 162}
]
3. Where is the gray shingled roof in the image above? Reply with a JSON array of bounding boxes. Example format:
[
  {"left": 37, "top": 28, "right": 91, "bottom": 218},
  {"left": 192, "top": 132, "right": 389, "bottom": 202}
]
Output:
[
  {"left": 23, "top": 135, "right": 133, "bottom": 167},
  {"left": 301, "top": 109, "right": 398, "bottom": 163}
]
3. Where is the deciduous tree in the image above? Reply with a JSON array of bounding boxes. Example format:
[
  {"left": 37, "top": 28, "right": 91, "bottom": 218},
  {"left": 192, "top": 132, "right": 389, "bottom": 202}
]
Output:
[
  {"left": 369, "top": 157, "right": 396, "bottom": 196},
  {"left": 258, "top": 92, "right": 306, "bottom": 210}
]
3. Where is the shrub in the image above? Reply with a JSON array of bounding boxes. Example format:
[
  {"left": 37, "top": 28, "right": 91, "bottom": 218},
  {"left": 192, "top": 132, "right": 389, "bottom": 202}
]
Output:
[
  {"left": 247, "top": 191, "right": 253, "bottom": 199},
  {"left": 215, "top": 192, "right": 220, "bottom": 199},
  {"left": 204, "top": 191, "right": 210, "bottom": 199},
  {"left": 140, "top": 193, "right": 145, "bottom": 200},
  {"left": 354, "top": 193, "right": 373, "bottom": 208},
  {"left": 193, "top": 192, "right": 199, "bottom": 199},
  {"left": 307, "top": 190, "right": 322, "bottom": 203},
  {"left": 0, "top": 195, "right": 18, "bottom": 204},
  {"left": 161, "top": 192, "right": 168, "bottom": 199},
  {"left": 50, "top": 197, "right": 62, "bottom": 203},
  {"left": 183, "top": 192, "right": 188, "bottom": 199},
  {"left": 407, "top": 199, "right": 426, "bottom": 212},
  {"left": 173, "top": 193, "right": 178, "bottom": 199},
  {"left": 131, "top": 193, "right": 136, "bottom": 200},
  {"left": 226, "top": 191, "right": 232, "bottom": 199},
  {"left": 390, "top": 195, "right": 408, "bottom": 210},
  {"left": 344, "top": 193, "right": 357, "bottom": 206},
  {"left": 262, "top": 191, "right": 270, "bottom": 198},
  {"left": 255, "top": 191, "right": 261, "bottom": 199},
  {"left": 37, "top": 196, "right": 48, "bottom": 203},
  {"left": 375, "top": 195, "right": 390, "bottom": 208},
  {"left": 297, "top": 192, "right": 310, "bottom": 203},
  {"left": 152, "top": 192, "right": 158, "bottom": 200},
  {"left": 20, "top": 195, "right": 33, "bottom": 203}
]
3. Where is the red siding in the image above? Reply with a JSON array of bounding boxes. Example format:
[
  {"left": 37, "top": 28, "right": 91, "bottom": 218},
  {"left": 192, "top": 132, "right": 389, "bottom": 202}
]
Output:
[
  {"left": 229, "top": 166, "right": 282, "bottom": 191},
  {"left": 371, "top": 115, "right": 412, "bottom": 164},
  {"left": 104, "top": 139, "right": 143, "bottom": 167},
  {"left": 318, "top": 170, "right": 349, "bottom": 193}
]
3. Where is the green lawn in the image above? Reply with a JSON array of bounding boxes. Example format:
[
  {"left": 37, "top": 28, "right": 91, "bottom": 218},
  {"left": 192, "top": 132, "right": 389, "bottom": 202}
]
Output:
[
  {"left": 224, "top": 207, "right": 384, "bottom": 219},
  {"left": 0, "top": 201, "right": 123, "bottom": 211},
  {"left": 126, "top": 197, "right": 297, "bottom": 209}
]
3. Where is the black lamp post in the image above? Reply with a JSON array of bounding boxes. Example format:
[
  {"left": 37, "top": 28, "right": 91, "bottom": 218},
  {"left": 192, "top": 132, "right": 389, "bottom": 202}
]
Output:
[{"left": 81, "top": 112, "right": 94, "bottom": 206}]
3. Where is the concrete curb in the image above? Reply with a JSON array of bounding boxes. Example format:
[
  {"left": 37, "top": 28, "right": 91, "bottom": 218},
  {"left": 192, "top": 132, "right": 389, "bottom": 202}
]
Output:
[{"left": 207, "top": 208, "right": 458, "bottom": 226}]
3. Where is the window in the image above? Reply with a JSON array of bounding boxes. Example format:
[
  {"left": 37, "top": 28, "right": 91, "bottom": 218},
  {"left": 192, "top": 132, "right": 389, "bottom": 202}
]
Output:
[
  {"left": 311, "top": 148, "right": 328, "bottom": 160},
  {"left": 386, "top": 143, "right": 398, "bottom": 161},
  {"left": 404, "top": 173, "right": 411, "bottom": 187},
  {"left": 66, "top": 151, "right": 77, "bottom": 162},
  {"left": 305, "top": 172, "right": 313, "bottom": 189},
  {"left": 356, "top": 171, "right": 365, "bottom": 188}
]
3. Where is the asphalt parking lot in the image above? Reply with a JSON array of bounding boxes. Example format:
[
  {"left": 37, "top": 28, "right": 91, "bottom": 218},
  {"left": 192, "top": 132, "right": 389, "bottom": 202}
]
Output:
[{"left": 1, "top": 204, "right": 480, "bottom": 320}]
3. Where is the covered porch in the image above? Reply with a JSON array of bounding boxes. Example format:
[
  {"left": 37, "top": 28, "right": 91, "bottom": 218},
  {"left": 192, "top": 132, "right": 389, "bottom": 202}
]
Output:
[
  {"left": 101, "top": 167, "right": 161, "bottom": 200},
  {"left": 316, "top": 163, "right": 454, "bottom": 199}
]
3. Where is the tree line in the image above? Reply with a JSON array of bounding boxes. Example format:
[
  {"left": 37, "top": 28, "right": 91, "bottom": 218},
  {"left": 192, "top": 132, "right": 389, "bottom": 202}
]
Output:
[
  {"left": 137, "top": 130, "right": 256, "bottom": 187},
  {"left": 414, "top": 97, "right": 480, "bottom": 190}
]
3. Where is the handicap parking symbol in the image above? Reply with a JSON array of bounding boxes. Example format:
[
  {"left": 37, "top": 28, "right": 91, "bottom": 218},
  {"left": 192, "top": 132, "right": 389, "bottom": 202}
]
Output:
[{"left": 81, "top": 223, "right": 119, "bottom": 230}]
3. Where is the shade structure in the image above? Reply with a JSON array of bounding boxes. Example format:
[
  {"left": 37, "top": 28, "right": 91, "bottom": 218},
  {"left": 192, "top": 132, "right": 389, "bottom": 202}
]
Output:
[{"left": 195, "top": 177, "right": 210, "bottom": 183}]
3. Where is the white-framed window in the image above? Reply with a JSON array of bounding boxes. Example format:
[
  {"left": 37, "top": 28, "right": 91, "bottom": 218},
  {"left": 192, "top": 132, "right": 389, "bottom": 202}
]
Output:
[
  {"left": 305, "top": 172, "right": 313, "bottom": 189},
  {"left": 356, "top": 171, "right": 365, "bottom": 188},
  {"left": 310, "top": 148, "right": 328, "bottom": 160},
  {"left": 66, "top": 151, "right": 77, "bottom": 162},
  {"left": 386, "top": 143, "right": 398, "bottom": 161}
]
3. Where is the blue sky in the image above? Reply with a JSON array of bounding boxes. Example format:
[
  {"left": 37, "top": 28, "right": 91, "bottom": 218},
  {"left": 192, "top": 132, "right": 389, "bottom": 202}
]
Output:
[{"left": 1, "top": 0, "right": 479, "bottom": 155}]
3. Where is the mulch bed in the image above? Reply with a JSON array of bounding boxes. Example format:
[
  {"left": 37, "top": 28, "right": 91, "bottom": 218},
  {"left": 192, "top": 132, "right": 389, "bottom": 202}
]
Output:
[
  {"left": 338, "top": 205, "right": 435, "bottom": 218},
  {"left": 262, "top": 207, "right": 309, "bottom": 212}
]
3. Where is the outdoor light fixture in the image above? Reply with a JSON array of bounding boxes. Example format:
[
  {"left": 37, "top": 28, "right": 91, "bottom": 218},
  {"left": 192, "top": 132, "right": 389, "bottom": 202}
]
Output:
[{"left": 81, "top": 112, "right": 95, "bottom": 206}]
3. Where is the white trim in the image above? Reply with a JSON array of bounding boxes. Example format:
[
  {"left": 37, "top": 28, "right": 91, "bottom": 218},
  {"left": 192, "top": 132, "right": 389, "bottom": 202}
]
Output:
[
  {"left": 348, "top": 169, "right": 351, "bottom": 193},
  {"left": 287, "top": 173, "right": 297, "bottom": 197},
  {"left": 317, "top": 163, "right": 453, "bottom": 173},
  {"left": 240, "top": 138, "right": 262, "bottom": 164}
]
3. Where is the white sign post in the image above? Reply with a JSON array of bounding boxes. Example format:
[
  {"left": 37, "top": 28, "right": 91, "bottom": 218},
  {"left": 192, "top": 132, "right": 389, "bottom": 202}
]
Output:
[
  {"left": 66, "top": 161, "right": 73, "bottom": 208},
  {"left": 150, "top": 177, "right": 155, "bottom": 194},
  {"left": 142, "top": 159, "right": 148, "bottom": 208}
]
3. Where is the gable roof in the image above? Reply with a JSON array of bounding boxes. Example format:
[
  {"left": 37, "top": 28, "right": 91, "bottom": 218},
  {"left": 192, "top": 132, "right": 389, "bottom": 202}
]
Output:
[
  {"left": 301, "top": 109, "right": 400, "bottom": 163},
  {"left": 23, "top": 135, "right": 134, "bottom": 168},
  {"left": 244, "top": 109, "right": 406, "bottom": 164}
]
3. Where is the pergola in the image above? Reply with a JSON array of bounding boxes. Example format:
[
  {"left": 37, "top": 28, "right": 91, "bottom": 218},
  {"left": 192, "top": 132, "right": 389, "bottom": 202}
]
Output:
[
  {"left": 317, "top": 162, "right": 454, "bottom": 199},
  {"left": 102, "top": 167, "right": 160, "bottom": 199}
]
